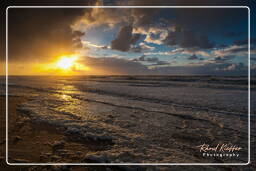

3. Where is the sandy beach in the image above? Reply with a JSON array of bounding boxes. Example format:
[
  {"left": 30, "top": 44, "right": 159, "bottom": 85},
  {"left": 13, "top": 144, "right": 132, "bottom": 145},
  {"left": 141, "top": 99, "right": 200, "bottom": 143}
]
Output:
[
  {"left": 2, "top": 2, "right": 256, "bottom": 170},
  {"left": 0, "top": 76, "right": 255, "bottom": 170}
]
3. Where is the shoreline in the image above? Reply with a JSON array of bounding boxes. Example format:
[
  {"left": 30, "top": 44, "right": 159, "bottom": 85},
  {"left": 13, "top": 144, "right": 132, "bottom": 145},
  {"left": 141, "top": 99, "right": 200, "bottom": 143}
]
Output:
[
  {"left": 0, "top": 97, "right": 112, "bottom": 170},
  {"left": 0, "top": 92, "right": 254, "bottom": 170},
  {"left": 1, "top": 96, "right": 115, "bottom": 164}
]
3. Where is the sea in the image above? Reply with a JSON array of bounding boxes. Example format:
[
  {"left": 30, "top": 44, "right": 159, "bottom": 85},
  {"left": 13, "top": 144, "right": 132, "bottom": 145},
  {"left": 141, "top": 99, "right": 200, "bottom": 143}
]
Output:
[{"left": 0, "top": 75, "right": 255, "bottom": 163}]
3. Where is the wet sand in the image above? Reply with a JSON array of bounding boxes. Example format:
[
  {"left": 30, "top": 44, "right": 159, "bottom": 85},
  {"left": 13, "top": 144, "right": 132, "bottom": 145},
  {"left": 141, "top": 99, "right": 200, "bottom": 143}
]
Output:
[
  {"left": 0, "top": 97, "right": 98, "bottom": 170},
  {"left": 1, "top": 75, "right": 256, "bottom": 170},
  {"left": 0, "top": 98, "right": 255, "bottom": 170},
  {"left": 0, "top": 97, "right": 160, "bottom": 170}
]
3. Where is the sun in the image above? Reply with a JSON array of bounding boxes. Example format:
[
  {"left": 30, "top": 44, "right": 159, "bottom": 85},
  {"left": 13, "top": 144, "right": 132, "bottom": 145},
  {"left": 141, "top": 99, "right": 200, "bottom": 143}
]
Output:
[
  {"left": 56, "top": 56, "right": 77, "bottom": 70},
  {"left": 43, "top": 54, "right": 91, "bottom": 75}
]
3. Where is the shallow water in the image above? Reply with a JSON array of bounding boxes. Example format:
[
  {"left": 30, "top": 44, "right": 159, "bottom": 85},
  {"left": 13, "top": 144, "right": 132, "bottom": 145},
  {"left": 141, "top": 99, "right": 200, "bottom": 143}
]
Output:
[{"left": 1, "top": 76, "right": 255, "bottom": 163}]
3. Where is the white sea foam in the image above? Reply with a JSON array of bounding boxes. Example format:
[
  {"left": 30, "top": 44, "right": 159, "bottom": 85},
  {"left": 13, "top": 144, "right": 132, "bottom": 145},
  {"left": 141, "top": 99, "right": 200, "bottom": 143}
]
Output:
[{"left": 4, "top": 76, "right": 254, "bottom": 163}]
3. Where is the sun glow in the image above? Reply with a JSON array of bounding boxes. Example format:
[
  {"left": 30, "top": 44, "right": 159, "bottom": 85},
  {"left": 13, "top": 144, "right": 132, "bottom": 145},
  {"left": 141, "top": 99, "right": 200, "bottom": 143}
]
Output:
[
  {"left": 26, "top": 54, "right": 92, "bottom": 75},
  {"left": 56, "top": 56, "right": 77, "bottom": 70}
]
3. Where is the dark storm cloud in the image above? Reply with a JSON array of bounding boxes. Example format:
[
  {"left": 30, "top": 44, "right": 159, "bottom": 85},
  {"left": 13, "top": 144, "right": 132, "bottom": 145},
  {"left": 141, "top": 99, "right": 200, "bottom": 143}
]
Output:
[
  {"left": 111, "top": 25, "right": 140, "bottom": 52},
  {"left": 172, "top": 8, "right": 248, "bottom": 34},
  {"left": 1, "top": 0, "right": 254, "bottom": 77},
  {"left": 0, "top": 0, "right": 98, "bottom": 62},
  {"left": 7, "top": 8, "right": 89, "bottom": 61},
  {"left": 18, "top": 1, "right": 247, "bottom": 56},
  {"left": 164, "top": 28, "right": 214, "bottom": 49},
  {"left": 115, "top": 1, "right": 252, "bottom": 52},
  {"left": 118, "top": 0, "right": 251, "bottom": 33},
  {"left": 111, "top": 25, "right": 132, "bottom": 51},
  {"left": 131, "top": 8, "right": 161, "bottom": 31},
  {"left": 0, "top": 0, "right": 96, "bottom": 61},
  {"left": 80, "top": 4, "right": 238, "bottom": 50},
  {"left": 111, "top": 25, "right": 141, "bottom": 52}
]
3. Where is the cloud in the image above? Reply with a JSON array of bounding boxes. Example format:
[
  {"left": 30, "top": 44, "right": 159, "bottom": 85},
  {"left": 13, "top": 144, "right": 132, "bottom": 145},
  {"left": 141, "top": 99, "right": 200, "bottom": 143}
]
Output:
[
  {"left": 112, "top": 2, "right": 251, "bottom": 51},
  {"left": 233, "top": 38, "right": 256, "bottom": 46},
  {"left": 135, "top": 27, "right": 169, "bottom": 45},
  {"left": 133, "top": 55, "right": 159, "bottom": 63},
  {"left": 76, "top": 56, "right": 248, "bottom": 76},
  {"left": 137, "top": 55, "right": 146, "bottom": 61},
  {"left": 149, "top": 62, "right": 248, "bottom": 76},
  {"left": 221, "top": 63, "right": 245, "bottom": 71},
  {"left": 144, "top": 48, "right": 188, "bottom": 56},
  {"left": 139, "top": 42, "right": 155, "bottom": 50},
  {"left": 1, "top": 2, "right": 253, "bottom": 77},
  {"left": 144, "top": 48, "right": 211, "bottom": 59},
  {"left": 59, "top": 4, "right": 251, "bottom": 56},
  {"left": 78, "top": 56, "right": 148, "bottom": 75},
  {"left": 212, "top": 45, "right": 248, "bottom": 57},
  {"left": 146, "top": 57, "right": 159, "bottom": 63},
  {"left": 130, "top": 42, "right": 155, "bottom": 52},
  {"left": 195, "top": 51, "right": 210, "bottom": 57},
  {"left": 6, "top": 8, "right": 90, "bottom": 62},
  {"left": 72, "top": 31, "right": 85, "bottom": 49},
  {"left": 0, "top": 0, "right": 103, "bottom": 59},
  {"left": 132, "top": 55, "right": 170, "bottom": 66},
  {"left": 213, "top": 55, "right": 235, "bottom": 63},
  {"left": 72, "top": 6, "right": 225, "bottom": 50},
  {"left": 144, "top": 51, "right": 171, "bottom": 56},
  {"left": 81, "top": 40, "right": 108, "bottom": 49},
  {"left": 71, "top": 8, "right": 132, "bottom": 31},
  {"left": 111, "top": 25, "right": 141, "bottom": 52},
  {"left": 164, "top": 27, "right": 215, "bottom": 49},
  {"left": 181, "top": 49, "right": 210, "bottom": 57},
  {"left": 149, "top": 61, "right": 170, "bottom": 67},
  {"left": 188, "top": 54, "right": 198, "bottom": 60}
]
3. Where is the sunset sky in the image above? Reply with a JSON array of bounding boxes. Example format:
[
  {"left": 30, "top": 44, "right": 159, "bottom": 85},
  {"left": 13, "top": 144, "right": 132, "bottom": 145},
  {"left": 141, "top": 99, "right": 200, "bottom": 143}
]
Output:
[{"left": 1, "top": 0, "right": 256, "bottom": 75}]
